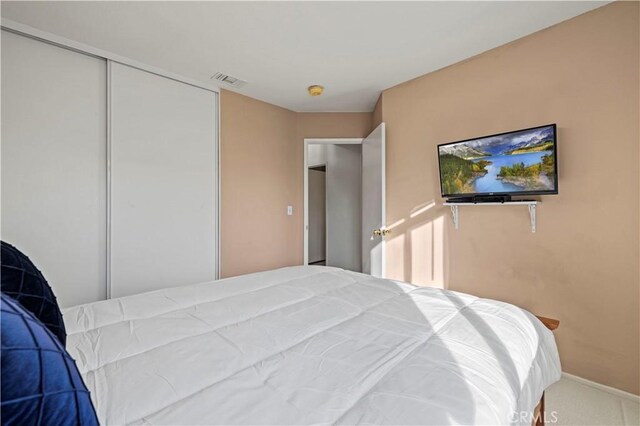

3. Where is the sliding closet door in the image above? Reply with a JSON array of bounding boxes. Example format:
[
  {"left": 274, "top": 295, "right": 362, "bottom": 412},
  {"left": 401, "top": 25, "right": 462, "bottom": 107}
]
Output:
[
  {"left": 1, "top": 31, "right": 107, "bottom": 307},
  {"left": 110, "top": 63, "right": 217, "bottom": 298}
]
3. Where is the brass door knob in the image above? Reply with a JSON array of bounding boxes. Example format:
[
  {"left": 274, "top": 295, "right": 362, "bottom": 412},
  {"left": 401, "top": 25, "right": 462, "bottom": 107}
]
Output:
[{"left": 373, "top": 229, "right": 390, "bottom": 237}]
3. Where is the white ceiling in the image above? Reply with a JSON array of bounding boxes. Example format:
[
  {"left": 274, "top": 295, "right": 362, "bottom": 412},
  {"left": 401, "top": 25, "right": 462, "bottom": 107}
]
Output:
[{"left": 1, "top": 1, "right": 608, "bottom": 112}]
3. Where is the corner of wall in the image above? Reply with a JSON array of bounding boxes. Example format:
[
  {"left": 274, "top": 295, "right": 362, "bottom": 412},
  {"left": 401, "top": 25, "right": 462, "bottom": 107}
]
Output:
[{"left": 371, "top": 93, "right": 384, "bottom": 131}]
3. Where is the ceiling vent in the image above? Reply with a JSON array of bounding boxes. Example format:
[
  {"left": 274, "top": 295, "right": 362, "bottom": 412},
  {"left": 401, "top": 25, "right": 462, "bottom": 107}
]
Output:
[{"left": 210, "top": 72, "right": 247, "bottom": 88}]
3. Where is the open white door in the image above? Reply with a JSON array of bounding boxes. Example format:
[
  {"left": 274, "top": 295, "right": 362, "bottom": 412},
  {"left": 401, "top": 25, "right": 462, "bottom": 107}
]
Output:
[{"left": 362, "top": 123, "right": 386, "bottom": 277}]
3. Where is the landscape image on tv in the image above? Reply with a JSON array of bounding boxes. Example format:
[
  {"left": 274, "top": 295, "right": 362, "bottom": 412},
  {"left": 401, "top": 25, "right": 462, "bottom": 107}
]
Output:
[{"left": 438, "top": 124, "right": 556, "bottom": 196}]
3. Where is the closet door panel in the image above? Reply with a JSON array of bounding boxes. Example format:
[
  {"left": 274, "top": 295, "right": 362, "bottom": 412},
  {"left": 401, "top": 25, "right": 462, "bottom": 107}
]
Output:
[
  {"left": 110, "top": 63, "right": 216, "bottom": 298},
  {"left": 1, "top": 31, "right": 107, "bottom": 307}
]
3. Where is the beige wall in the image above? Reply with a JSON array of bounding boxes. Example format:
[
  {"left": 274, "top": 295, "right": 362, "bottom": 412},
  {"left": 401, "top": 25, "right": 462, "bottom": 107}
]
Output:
[
  {"left": 220, "top": 90, "right": 298, "bottom": 277},
  {"left": 378, "top": 2, "right": 639, "bottom": 394},
  {"left": 372, "top": 95, "right": 383, "bottom": 130},
  {"left": 220, "top": 90, "right": 371, "bottom": 277},
  {"left": 296, "top": 112, "right": 372, "bottom": 140}
]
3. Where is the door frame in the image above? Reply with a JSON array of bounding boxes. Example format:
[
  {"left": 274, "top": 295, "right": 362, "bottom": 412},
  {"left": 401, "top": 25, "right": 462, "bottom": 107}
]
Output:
[{"left": 303, "top": 138, "right": 362, "bottom": 265}]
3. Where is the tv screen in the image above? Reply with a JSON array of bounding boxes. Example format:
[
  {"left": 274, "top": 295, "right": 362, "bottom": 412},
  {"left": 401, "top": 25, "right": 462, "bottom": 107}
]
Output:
[{"left": 438, "top": 124, "right": 558, "bottom": 198}]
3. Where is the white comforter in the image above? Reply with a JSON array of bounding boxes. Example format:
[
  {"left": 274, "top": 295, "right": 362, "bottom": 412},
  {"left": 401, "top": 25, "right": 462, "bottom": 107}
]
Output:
[{"left": 63, "top": 266, "right": 561, "bottom": 425}]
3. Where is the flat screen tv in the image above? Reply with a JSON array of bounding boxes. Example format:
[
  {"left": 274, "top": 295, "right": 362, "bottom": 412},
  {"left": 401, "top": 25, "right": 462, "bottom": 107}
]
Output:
[{"left": 438, "top": 124, "right": 558, "bottom": 199}]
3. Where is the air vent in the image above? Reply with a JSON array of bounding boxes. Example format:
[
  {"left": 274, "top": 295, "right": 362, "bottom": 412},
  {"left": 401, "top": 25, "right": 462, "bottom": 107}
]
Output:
[{"left": 210, "top": 72, "right": 247, "bottom": 88}]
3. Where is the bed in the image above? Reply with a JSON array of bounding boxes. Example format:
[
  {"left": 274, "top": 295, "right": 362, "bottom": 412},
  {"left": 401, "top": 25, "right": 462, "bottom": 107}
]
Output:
[{"left": 63, "top": 266, "right": 561, "bottom": 425}]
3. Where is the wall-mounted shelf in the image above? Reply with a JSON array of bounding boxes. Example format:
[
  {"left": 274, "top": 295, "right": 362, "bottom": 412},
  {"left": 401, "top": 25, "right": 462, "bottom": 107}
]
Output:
[{"left": 443, "top": 201, "right": 539, "bottom": 233}]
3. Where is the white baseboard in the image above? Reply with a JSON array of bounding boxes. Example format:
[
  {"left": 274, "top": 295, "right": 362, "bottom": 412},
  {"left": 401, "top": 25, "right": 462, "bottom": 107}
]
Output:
[{"left": 562, "top": 372, "right": 640, "bottom": 403}]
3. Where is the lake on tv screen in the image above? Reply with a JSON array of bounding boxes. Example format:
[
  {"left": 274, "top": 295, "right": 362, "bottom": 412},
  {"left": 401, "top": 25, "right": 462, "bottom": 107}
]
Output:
[{"left": 439, "top": 126, "right": 556, "bottom": 195}]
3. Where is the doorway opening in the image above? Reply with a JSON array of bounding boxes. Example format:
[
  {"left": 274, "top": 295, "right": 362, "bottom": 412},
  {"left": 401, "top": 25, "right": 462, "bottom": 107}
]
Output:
[
  {"left": 303, "top": 124, "right": 386, "bottom": 276},
  {"left": 306, "top": 142, "right": 362, "bottom": 272}
]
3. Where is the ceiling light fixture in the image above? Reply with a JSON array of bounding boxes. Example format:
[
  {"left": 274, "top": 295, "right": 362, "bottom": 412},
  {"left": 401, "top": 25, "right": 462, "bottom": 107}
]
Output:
[{"left": 308, "top": 85, "right": 324, "bottom": 96}]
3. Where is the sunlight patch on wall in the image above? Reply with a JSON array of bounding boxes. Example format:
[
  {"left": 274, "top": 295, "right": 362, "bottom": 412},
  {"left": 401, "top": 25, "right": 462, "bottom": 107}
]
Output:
[
  {"left": 410, "top": 216, "right": 444, "bottom": 288},
  {"left": 432, "top": 216, "right": 445, "bottom": 288},
  {"left": 386, "top": 233, "right": 405, "bottom": 282},
  {"left": 387, "top": 218, "right": 406, "bottom": 231},
  {"left": 410, "top": 201, "right": 436, "bottom": 218}
]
